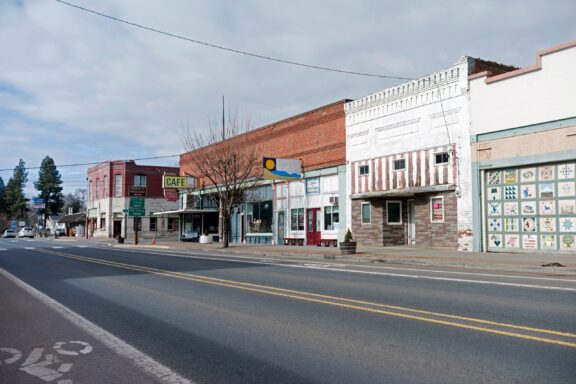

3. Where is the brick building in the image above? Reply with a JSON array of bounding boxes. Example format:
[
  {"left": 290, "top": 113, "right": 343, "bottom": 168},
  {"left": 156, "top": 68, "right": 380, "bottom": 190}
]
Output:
[
  {"left": 178, "top": 100, "right": 349, "bottom": 244},
  {"left": 346, "top": 57, "right": 516, "bottom": 250},
  {"left": 469, "top": 41, "right": 576, "bottom": 252},
  {"left": 87, "top": 160, "right": 179, "bottom": 240}
]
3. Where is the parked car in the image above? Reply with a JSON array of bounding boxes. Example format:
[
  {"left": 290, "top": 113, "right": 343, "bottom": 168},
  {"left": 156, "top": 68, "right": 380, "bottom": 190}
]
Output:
[
  {"left": 2, "top": 229, "right": 16, "bottom": 238},
  {"left": 55, "top": 228, "right": 66, "bottom": 236},
  {"left": 18, "top": 227, "right": 35, "bottom": 238}
]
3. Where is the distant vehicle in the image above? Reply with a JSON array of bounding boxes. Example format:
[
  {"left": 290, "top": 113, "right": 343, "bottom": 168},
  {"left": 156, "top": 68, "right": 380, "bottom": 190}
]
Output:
[
  {"left": 18, "top": 227, "right": 35, "bottom": 238},
  {"left": 55, "top": 228, "right": 66, "bottom": 236},
  {"left": 2, "top": 229, "right": 16, "bottom": 238}
]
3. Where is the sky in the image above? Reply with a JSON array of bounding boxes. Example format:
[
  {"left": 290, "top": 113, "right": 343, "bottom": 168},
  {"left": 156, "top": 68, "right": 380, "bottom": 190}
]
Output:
[{"left": 0, "top": 0, "right": 575, "bottom": 197}]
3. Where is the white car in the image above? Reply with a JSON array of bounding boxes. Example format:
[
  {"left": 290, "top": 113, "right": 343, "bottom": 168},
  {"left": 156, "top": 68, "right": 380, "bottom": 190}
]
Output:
[
  {"left": 2, "top": 229, "right": 16, "bottom": 238},
  {"left": 18, "top": 227, "right": 35, "bottom": 238}
]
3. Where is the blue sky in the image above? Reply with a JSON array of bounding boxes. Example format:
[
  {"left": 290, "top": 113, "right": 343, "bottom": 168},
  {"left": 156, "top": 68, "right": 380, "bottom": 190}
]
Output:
[{"left": 1, "top": 0, "right": 575, "bottom": 198}]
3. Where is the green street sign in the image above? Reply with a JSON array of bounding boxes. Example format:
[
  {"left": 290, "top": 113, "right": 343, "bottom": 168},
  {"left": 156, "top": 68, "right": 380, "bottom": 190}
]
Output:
[
  {"left": 129, "top": 197, "right": 145, "bottom": 208},
  {"left": 128, "top": 207, "right": 145, "bottom": 217}
]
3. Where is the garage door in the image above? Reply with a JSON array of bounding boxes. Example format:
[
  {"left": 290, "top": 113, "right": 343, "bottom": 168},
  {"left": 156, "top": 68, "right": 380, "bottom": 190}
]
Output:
[{"left": 485, "top": 162, "right": 576, "bottom": 251}]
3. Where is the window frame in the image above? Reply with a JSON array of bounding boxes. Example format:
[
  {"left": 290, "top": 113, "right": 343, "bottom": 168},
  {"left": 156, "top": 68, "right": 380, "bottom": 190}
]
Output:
[
  {"left": 434, "top": 152, "right": 450, "bottom": 166},
  {"left": 149, "top": 217, "right": 157, "bottom": 231},
  {"left": 290, "top": 208, "right": 305, "bottom": 231},
  {"left": 393, "top": 159, "right": 406, "bottom": 171},
  {"left": 430, "top": 196, "right": 445, "bottom": 223},
  {"left": 386, "top": 200, "right": 402, "bottom": 225},
  {"left": 361, "top": 202, "right": 371, "bottom": 224},
  {"left": 324, "top": 205, "right": 339, "bottom": 231},
  {"left": 134, "top": 174, "right": 147, "bottom": 187},
  {"left": 358, "top": 165, "right": 370, "bottom": 176},
  {"left": 114, "top": 174, "right": 123, "bottom": 197}
]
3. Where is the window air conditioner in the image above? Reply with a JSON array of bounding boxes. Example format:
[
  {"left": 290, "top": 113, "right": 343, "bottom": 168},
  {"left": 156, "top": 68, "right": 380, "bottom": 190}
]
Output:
[{"left": 329, "top": 196, "right": 339, "bottom": 204}]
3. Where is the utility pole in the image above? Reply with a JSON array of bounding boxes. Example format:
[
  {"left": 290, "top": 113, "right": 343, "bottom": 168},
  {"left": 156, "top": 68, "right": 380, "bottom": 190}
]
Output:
[{"left": 222, "top": 95, "right": 225, "bottom": 141}]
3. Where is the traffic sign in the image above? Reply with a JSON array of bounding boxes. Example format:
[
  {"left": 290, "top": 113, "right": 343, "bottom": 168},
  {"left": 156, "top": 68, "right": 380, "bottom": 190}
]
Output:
[
  {"left": 129, "top": 197, "right": 145, "bottom": 208},
  {"left": 128, "top": 208, "right": 145, "bottom": 217}
]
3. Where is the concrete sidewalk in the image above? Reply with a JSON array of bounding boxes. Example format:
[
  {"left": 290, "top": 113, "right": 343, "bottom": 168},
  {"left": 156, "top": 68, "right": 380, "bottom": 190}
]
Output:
[{"left": 61, "top": 236, "right": 576, "bottom": 276}]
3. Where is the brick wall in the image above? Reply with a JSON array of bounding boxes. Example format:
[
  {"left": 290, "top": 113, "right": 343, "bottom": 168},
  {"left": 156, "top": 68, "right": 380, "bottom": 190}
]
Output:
[
  {"left": 180, "top": 100, "right": 349, "bottom": 183},
  {"left": 351, "top": 192, "right": 458, "bottom": 247},
  {"left": 413, "top": 192, "right": 458, "bottom": 248}
]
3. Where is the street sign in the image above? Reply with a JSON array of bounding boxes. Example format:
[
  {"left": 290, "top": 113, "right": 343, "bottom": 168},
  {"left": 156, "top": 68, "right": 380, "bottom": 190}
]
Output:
[
  {"left": 128, "top": 207, "right": 145, "bottom": 217},
  {"left": 10, "top": 221, "right": 17, "bottom": 229},
  {"left": 129, "top": 197, "right": 145, "bottom": 208}
]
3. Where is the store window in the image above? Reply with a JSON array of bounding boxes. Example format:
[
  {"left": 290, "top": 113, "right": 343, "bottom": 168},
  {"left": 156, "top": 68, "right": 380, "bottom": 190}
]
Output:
[
  {"left": 387, "top": 201, "right": 402, "bottom": 224},
  {"left": 114, "top": 174, "right": 122, "bottom": 197},
  {"left": 431, "top": 197, "right": 444, "bottom": 223},
  {"left": 324, "top": 206, "right": 339, "bottom": 230},
  {"left": 361, "top": 203, "right": 371, "bottom": 224},
  {"left": 134, "top": 175, "right": 147, "bottom": 187},
  {"left": 149, "top": 217, "right": 157, "bottom": 231},
  {"left": 291, "top": 208, "right": 305, "bottom": 230},
  {"left": 247, "top": 200, "right": 272, "bottom": 233}
]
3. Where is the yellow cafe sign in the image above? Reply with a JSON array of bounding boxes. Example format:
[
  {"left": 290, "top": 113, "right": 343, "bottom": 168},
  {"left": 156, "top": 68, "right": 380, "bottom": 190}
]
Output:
[{"left": 162, "top": 176, "right": 195, "bottom": 189}]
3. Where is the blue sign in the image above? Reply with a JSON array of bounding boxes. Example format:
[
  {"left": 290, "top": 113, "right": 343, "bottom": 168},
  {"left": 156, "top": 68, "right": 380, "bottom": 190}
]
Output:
[
  {"left": 10, "top": 221, "right": 17, "bottom": 229},
  {"left": 33, "top": 198, "right": 45, "bottom": 204}
]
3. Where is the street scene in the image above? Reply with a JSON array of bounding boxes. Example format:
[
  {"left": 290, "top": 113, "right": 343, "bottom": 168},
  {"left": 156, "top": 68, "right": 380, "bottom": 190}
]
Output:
[{"left": 1, "top": 0, "right": 575, "bottom": 383}]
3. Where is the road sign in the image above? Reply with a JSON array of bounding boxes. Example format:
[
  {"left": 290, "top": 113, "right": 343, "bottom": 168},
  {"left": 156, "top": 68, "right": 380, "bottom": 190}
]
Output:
[
  {"left": 129, "top": 197, "right": 145, "bottom": 208},
  {"left": 128, "top": 207, "right": 145, "bottom": 217},
  {"left": 10, "top": 221, "right": 17, "bottom": 229}
]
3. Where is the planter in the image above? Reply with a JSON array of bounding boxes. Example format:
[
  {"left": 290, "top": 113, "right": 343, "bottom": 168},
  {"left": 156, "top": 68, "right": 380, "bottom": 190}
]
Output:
[
  {"left": 200, "top": 235, "right": 213, "bottom": 244},
  {"left": 339, "top": 241, "right": 357, "bottom": 255}
]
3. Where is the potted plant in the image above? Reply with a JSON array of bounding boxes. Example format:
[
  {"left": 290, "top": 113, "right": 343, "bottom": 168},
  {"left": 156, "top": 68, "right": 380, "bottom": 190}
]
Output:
[
  {"left": 339, "top": 228, "right": 357, "bottom": 255},
  {"left": 200, "top": 228, "right": 213, "bottom": 244}
]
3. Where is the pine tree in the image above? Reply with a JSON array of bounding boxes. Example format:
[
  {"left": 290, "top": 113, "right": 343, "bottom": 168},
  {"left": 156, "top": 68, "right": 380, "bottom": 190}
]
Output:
[
  {"left": 0, "top": 176, "right": 6, "bottom": 215},
  {"left": 4, "top": 159, "right": 29, "bottom": 220},
  {"left": 34, "top": 156, "right": 64, "bottom": 224}
]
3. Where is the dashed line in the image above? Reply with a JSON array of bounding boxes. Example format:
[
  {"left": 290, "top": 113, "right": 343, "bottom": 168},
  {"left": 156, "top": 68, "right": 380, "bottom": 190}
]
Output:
[
  {"left": 24, "top": 247, "right": 36, "bottom": 250},
  {"left": 0, "top": 248, "right": 7, "bottom": 251},
  {"left": 52, "top": 246, "right": 65, "bottom": 249}
]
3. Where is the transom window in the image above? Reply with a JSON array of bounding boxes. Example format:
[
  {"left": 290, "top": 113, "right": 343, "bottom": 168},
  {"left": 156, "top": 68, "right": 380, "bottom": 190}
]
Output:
[
  {"left": 435, "top": 152, "right": 450, "bottom": 165},
  {"left": 393, "top": 159, "right": 406, "bottom": 171},
  {"left": 358, "top": 165, "right": 370, "bottom": 176}
]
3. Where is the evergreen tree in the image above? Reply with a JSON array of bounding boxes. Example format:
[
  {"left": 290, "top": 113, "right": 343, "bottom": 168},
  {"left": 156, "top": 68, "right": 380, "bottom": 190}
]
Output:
[
  {"left": 4, "top": 159, "right": 29, "bottom": 220},
  {"left": 34, "top": 156, "right": 64, "bottom": 223},
  {"left": 0, "top": 176, "right": 6, "bottom": 215}
]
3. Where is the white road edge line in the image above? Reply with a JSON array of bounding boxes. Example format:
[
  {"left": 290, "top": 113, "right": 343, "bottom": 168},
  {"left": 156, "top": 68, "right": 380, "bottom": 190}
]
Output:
[
  {"left": 0, "top": 268, "right": 194, "bottom": 384},
  {"left": 108, "top": 248, "right": 576, "bottom": 291}
]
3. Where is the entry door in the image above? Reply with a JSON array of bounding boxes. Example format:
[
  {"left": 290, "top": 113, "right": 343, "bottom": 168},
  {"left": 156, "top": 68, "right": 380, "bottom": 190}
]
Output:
[
  {"left": 408, "top": 200, "right": 416, "bottom": 245},
  {"left": 277, "top": 211, "right": 285, "bottom": 245},
  {"left": 113, "top": 220, "right": 122, "bottom": 238},
  {"left": 306, "top": 208, "right": 321, "bottom": 246}
]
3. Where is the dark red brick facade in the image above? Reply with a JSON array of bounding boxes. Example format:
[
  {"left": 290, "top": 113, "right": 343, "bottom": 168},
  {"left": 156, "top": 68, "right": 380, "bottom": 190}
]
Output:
[
  {"left": 351, "top": 191, "right": 458, "bottom": 248},
  {"left": 180, "top": 100, "right": 349, "bottom": 181},
  {"left": 87, "top": 161, "right": 179, "bottom": 201}
]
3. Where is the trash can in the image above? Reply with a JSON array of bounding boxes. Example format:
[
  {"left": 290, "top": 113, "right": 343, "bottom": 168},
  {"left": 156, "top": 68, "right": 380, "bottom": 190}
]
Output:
[{"left": 117, "top": 236, "right": 124, "bottom": 244}]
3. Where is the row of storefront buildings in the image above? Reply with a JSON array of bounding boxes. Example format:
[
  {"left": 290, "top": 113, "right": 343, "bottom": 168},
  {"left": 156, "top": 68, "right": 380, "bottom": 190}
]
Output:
[{"left": 87, "top": 41, "right": 576, "bottom": 253}]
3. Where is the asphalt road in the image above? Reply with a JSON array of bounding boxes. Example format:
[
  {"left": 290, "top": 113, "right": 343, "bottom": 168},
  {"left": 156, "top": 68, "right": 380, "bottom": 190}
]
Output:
[{"left": 1, "top": 238, "right": 575, "bottom": 384}]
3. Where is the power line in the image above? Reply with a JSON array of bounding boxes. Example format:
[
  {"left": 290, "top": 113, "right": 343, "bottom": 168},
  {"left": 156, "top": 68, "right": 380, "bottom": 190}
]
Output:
[
  {"left": 54, "top": 0, "right": 413, "bottom": 81},
  {"left": 0, "top": 154, "right": 180, "bottom": 173}
]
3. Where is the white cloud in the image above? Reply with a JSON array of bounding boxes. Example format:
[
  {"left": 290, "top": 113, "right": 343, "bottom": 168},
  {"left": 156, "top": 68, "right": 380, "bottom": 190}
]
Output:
[{"left": 0, "top": 0, "right": 575, "bottom": 196}]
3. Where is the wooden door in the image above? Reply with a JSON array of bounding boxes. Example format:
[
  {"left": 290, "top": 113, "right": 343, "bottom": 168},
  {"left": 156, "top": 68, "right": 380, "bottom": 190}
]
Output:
[{"left": 306, "top": 208, "right": 321, "bottom": 246}]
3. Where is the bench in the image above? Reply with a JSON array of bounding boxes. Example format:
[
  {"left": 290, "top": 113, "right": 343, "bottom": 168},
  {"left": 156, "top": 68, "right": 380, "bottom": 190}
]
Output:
[
  {"left": 319, "top": 239, "right": 338, "bottom": 247},
  {"left": 283, "top": 238, "right": 304, "bottom": 246}
]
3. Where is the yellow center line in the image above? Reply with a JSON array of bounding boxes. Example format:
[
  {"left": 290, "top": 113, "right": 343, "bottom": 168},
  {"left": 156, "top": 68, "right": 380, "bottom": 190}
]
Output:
[{"left": 36, "top": 249, "right": 576, "bottom": 348}]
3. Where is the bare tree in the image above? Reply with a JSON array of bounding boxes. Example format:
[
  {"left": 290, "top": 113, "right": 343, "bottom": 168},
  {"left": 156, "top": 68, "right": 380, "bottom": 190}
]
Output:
[{"left": 180, "top": 112, "right": 261, "bottom": 248}]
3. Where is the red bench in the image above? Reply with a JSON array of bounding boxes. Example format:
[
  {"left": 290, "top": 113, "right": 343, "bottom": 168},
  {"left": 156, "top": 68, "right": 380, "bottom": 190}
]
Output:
[
  {"left": 319, "top": 239, "right": 338, "bottom": 247},
  {"left": 283, "top": 238, "right": 304, "bottom": 246}
]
